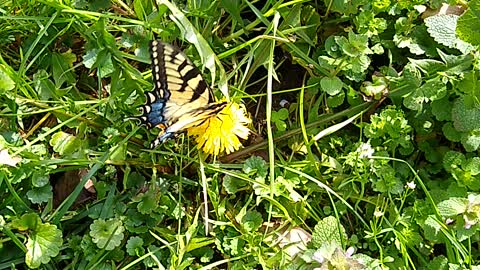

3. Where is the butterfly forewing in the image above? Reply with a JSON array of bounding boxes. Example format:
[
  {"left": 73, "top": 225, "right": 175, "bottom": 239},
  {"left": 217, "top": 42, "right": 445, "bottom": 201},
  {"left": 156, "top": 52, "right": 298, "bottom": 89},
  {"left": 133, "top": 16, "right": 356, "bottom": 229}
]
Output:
[{"left": 138, "top": 40, "right": 227, "bottom": 147}]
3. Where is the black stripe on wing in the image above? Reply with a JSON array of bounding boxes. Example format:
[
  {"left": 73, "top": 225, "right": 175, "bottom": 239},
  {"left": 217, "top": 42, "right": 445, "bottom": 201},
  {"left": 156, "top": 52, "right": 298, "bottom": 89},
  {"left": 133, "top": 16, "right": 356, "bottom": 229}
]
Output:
[{"left": 150, "top": 41, "right": 211, "bottom": 103}]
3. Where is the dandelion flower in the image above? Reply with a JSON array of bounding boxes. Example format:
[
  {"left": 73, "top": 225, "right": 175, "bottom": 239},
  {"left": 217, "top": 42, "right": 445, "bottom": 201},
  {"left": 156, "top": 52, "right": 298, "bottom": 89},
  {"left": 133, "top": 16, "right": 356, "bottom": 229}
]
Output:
[{"left": 187, "top": 102, "right": 251, "bottom": 155}]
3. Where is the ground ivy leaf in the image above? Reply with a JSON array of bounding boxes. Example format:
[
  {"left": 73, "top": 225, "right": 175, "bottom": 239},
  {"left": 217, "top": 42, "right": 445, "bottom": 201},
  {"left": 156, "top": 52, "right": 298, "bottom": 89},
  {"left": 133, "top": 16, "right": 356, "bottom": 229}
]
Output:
[
  {"left": 90, "top": 218, "right": 125, "bottom": 250},
  {"left": 223, "top": 174, "right": 247, "bottom": 194},
  {"left": 134, "top": 190, "right": 158, "bottom": 214},
  {"left": 452, "top": 97, "right": 480, "bottom": 132},
  {"left": 27, "top": 184, "right": 53, "bottom": 204},
  {"left": 461, "top": 130, "right": 480, "bottom": 152},
  {"left": 320, "top": 76, "right": 343, "bottom": 95},
  {"left": 443, "top": 151, "right": 465, "bottom": 173},
  {"left": 126, "top": 236, "right": 144, "bottom": 256},
  {"left": 437, "top": 198, "right": 468, "bottom": 217},
  {"left": 464, "top": 157, "right": 480, "bottom": 175},
  {"left": 456, "top": 0, "right": 480, "bottom": 46},
  {"left": 442, "top": 123, "right": 462, "bottom": 142},
  {"left": 243, "top": 156, "right": 267, "bottom": 180},
  {"left": 403, "top": 78, "right": 446, "bottom": 111},
  {"left": 327, "top": 90, "right": 345, "bottom": 108},
  {"left": 11, "top": 213, "right": 42, "bottom": 231},
  {"left": 25, "top": 222, "right": 63, "bottom": 268},
  {"left": 241, "top": 210, "right": 263, "bottom": 232},
  {"left": 311, "top": 216, "right": 347, "bottom": 249},
  {"left": 32, "top": 171, "right": 49, "bottom": 187},
  {"left": 431, "top": 97, "right": 452, "bottom": 121},
  {"left": 427, "top": 256, "right": 448, "bottom": 270}
]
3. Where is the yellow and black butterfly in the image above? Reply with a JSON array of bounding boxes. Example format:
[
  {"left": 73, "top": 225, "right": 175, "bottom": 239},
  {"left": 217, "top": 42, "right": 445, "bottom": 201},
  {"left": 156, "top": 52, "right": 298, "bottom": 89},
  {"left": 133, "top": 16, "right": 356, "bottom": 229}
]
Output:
[{"left": 137, "top": 40, "right": 227, "bottom": 148}]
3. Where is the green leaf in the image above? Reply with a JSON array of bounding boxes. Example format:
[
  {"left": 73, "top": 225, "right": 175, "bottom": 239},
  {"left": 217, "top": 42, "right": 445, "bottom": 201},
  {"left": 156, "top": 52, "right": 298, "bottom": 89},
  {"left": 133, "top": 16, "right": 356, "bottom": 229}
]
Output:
[
  {"left": 464, "top": 157, "right": 480, "bottom": 175},
  {"left": 442, "top": 123, "right": 461, "bottom": 142},
  {"left": 324, "top": 0, "right": 368, "bottom": 15},
  {"left": 11, "top": 213, "right": 42, "bottom": 231},
  {"left": 396, "top": 25, "right": 439, "bottom": 56},
  {"left": 373, "top": 165, "right": 404, "bottom": 194},
  {"left": 437, "top": 51, "right": 473, "bottom": 75},
  {"left": 442, "top": 151, "right": 465, "bottom": 173},
  {"left": 425, "top": 14, "right": 473, "bottom": 53},
  {"left": 49, "top": 131, "right": 83, "bottom": 156},
  {"left": 437, "top": 197, "right": 468, "bottom": 217},
  {"left": 32, "top": 171, "right": 49, "bottom": 187},
  {"left": 90, "top": 218, "right": 125, "bottom": 250},
  {"left": 33, "top": 70, "right": 57, "bottom": 100},
  {"left": 27, "top": 184, "right": 53, "bottom": 204},
  {"left": 461, "top": 130, "right": 480, "bottom": 152},
  {"left": 51, "top": 50, "right": 76, "bottom": 87},
  {"left": 320, "top": 76, "right": 343, "bottom": 95},
  {"left": 452, "top": 97, "right": 480, "bottom": 132},
  {"left": 311, "top": 216, "right": 347, "bottom": 249},
  {"left": 0, "top": 68, "right": 15, "bottom": 93},
  {"left": 455, "top": 71, "right": 479, "bottom": 97},
  {"left": 403, "top": 78, "right": 446, "bottom": 111},
  {"left": 326, "top": 90, "right": 345, "bottom": 108},
  {"left": 220, "top": 0, "right": 243, "bottom": 26},
  {"left": 354, "top": 10, "right": 387, "bottom": 37},
  {"left": 133, "top": 190, "right": 158, "bottom": 214},
  {"left": 83, "top": 48, "right": 98, "bottom": 69},
  {"left": 422, "top": 215, "right": 443, "bottom": 242},
  {"left": 243, "top": 156, "right": 268, "bottom": 181},
  {"left": 96, "top": 50, "right": 115, "bottom": 78},
  {"left": 408, "top": 58, "right": 444, "bottom": 76},
  {"left": 272, "top": 108, "right": 289, "bottom": 131},
  {"left": 241, "top": 210, "right": 263, "bottom": 232},
  {"left": 427, "top": 256, "right": 449, "bottom": 270},
  {"left": 223, "top": 174, "right": 248, "bottom": 194},
  {"left": 126, "top": 236, "right": 144, "bottom": 256},
  {"left": 22, "top": 214, "right": 63, "bottom": 268},
  {"left": 456, "top": 0, "right": 480, "bottom": 46},
  {"left": 431, "top": 97, "right": 452, "bottom": 121}
]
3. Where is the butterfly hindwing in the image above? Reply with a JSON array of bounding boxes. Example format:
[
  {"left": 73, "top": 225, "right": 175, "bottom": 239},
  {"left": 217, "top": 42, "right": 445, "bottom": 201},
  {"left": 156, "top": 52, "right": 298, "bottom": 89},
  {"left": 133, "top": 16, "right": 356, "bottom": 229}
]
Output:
[{"left": 138, "top": 40, "right": 226, "bottom": 147}]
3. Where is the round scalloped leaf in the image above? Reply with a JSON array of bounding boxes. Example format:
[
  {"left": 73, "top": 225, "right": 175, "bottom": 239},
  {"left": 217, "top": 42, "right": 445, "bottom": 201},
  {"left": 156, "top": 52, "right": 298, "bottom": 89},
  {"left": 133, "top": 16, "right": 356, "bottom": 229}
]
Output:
[
  {"left": 90, "top": 218, "right": 125, "bottom": 250},
  {"left": 457, "top": 1, "right": 480, "bottom": 46},
  {"left": 425, "top": 14, "right": 473, "bottom": 54},
  {"left": 320, "top": 76, "right": 343, "bottom": 96},
  {"left": 25, "top": 222, "right": 63, "bottom": 268}
]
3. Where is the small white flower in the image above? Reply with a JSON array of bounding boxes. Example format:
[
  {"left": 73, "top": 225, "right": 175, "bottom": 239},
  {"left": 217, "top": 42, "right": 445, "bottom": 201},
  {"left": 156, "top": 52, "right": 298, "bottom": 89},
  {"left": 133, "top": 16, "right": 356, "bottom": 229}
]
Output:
[
  {"left": 374, "top": 209, "right": 384, "bottom": 218},
  {"left": 356, "top": 142, "right": 374, "bottom": 158},
  {"left": 445, "top": 218, "right": 454, "bottom": 225},
  {"left": 406, "top": 181, "right": 416, "bottom": 190}
]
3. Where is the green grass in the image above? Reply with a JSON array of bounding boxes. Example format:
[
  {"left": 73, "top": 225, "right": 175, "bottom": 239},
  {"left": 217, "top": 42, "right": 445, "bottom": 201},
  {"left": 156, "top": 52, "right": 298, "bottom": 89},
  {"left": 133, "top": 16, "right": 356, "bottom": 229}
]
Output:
[{"left": 1, "top": 0, "right": 480, "bottom": 269}]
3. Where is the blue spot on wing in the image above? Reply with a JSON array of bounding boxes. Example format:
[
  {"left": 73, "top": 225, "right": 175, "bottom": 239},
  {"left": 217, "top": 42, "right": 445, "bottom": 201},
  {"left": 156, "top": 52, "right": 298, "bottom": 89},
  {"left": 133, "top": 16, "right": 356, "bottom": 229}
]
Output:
[{"left": 146, "top": 99, "right": 166, "bottom": 127}]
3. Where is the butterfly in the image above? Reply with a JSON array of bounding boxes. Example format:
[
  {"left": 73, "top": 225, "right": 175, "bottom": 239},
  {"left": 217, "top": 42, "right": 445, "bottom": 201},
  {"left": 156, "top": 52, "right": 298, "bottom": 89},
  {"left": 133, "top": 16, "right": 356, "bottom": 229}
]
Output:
[{"left": 137, "top": 40, "right": 227, "bottom": 148}]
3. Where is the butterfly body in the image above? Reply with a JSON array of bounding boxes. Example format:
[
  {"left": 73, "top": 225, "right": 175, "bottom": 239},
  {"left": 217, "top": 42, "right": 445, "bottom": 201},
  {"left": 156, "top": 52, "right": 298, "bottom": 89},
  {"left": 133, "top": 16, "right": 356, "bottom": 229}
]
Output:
[{"left": 137, "top": 40, "right": 226, "bottom": 148}]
